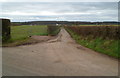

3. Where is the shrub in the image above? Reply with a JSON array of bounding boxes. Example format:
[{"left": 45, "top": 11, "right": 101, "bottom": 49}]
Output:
[
  {"left": 1, "top": 19, "right": 11, "bottom": 42},
  {"left": 47, "top": 25, "right": 61, "bottom": 36},
  {"left": 65, "top": 26, "right": 119, "bottom": 40},
  {"left": 65, "top": 26, "right": 119, "bottom": 58}
]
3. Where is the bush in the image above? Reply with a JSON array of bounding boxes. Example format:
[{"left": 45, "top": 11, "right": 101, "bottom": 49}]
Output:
[
  {"left": 1, "top": 19, "right": 11, "bottom": 42},
  {"left": 47, "top": 25, "right": 61, "bottom": 36},
  {"left": 65, "top": 27, "right": 119, "bottom": 59},
  {"left": 65, "top": 26, "right": 119, "bottom": 40}
]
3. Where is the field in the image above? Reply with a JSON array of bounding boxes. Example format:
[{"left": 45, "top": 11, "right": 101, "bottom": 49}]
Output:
[
  {"left": 2, "top": 25, "right": 48, "bottom": 46},
  {"left": 76, "top": 25, "right": 119, "bottom": 26},
  {"left": 2, "top": 25, "right": 61, "bottom": 47},
  {"left": 10, "top": 25, "right": 48, "bottom": 42},
  {"left": 65, "top": 26, "right": 119, "bottom": 59}
]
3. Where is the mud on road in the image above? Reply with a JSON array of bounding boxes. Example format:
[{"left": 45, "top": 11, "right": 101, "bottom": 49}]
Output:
[{"left": 3, "top": 28, "right": 118, "bottom": 76}]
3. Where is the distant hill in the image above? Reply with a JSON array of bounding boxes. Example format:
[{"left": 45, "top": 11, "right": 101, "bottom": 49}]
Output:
[{"left": 11, "top": 21, "right": 119, "bottom": 26}]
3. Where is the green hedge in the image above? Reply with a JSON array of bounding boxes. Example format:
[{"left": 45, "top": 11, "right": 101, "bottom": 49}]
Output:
[
  {"left": 1, "top": 19, "right": 11, "bottom": 42},
  {"left": 65, "top": 26, "right": 120, "bottom": 40},
  {"left": 47, "top": 25, "right": 61, "bottom": 36},
  {"left": 65, "top": 26, "right": 119, "bottom": 59}
]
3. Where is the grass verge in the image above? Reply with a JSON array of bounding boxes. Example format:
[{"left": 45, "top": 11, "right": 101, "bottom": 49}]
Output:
[{"left": 65, "top": 28, "right": 119, "bottom": 59}]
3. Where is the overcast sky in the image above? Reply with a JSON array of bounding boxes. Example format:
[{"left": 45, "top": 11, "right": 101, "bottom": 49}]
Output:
[
  {"left": 0, "top": 0, "right": 119, "bottom": 2},
  {"left": 0, "top": 2, "right": 118, "bottom": 22}
]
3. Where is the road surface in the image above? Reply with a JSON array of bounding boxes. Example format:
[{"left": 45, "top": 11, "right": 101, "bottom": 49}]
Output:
[{"left": 2, "top": 28, "right": 118, "bottom": 76}]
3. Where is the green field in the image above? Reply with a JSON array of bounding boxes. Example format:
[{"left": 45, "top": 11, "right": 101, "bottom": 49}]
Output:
[
  {"left": 73, "top": 25, "right": 119, "bottom": 26},
  {"left": 9, "top": 25, "right": 48, "bottom": 42},
  {"left": 3, "top": 25, "right": 61, "bottom": 47}
]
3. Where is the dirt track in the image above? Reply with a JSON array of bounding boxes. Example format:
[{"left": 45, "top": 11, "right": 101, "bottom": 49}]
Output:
[{"left": 3, "top": 28, "right": 118, "bottom": 76}]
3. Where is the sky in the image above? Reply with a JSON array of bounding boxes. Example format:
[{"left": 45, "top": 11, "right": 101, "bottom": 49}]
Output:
[
  {"left": 0, "top": 1, "right": 118, "bottom": 22},
  {"left": 0, "top": 0, "right": 119, "bottom": 2}
]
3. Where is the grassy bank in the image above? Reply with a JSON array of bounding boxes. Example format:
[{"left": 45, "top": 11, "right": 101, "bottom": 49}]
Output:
[{"left": 65, "top": 28, "right": 119, "bottom": 59}]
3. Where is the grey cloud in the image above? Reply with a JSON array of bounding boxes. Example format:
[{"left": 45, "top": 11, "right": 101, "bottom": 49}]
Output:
[{"left": 1, "top": 2, "right": 118, "bottom": 22}]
